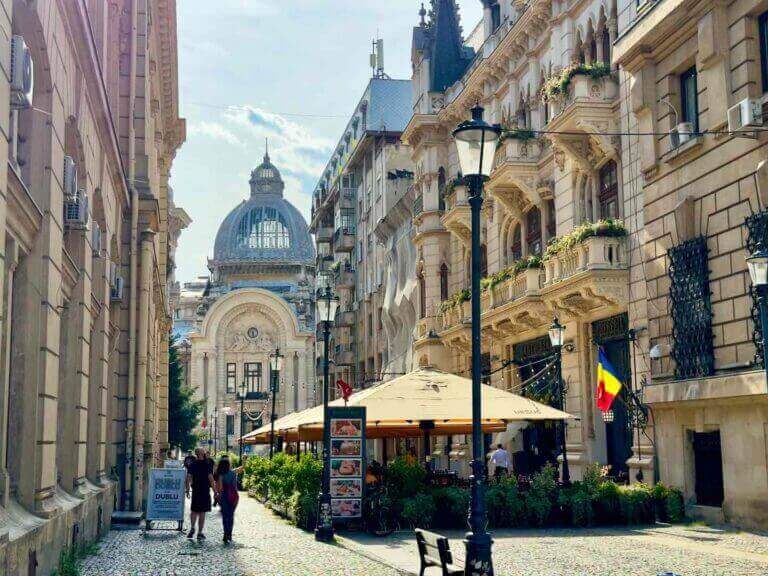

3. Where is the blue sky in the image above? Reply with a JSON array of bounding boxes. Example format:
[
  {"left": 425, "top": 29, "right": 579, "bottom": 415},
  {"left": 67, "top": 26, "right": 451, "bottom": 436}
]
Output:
[{"left": 170, "top": 1, "right": 483, "bottom": 283}]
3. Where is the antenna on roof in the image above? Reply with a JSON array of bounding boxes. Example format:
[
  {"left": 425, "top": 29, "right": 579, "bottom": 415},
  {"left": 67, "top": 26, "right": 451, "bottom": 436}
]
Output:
[
  {"left": 264, "top": 137, "right": 270, "bottom": 162},
  {"left": 370, "top": 36, "right": 390, "bottom": 79}
]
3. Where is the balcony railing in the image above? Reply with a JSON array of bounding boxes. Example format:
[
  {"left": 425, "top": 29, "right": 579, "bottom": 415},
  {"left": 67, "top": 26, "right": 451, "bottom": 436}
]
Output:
[
  {"left": 413, "top": 194, "right": 424, "bottom": 217},
  {"left": 549, "top": 73, "right": 619, "bottom": 121},
  {"left": 489, "top": 267, "right": 544, "bottom": 307},
  {"left": 543, "top": 235, "right": 627, "bottom": 285},
  {"left": 333, "top": 227, "right": 355, "bottom": 252}
]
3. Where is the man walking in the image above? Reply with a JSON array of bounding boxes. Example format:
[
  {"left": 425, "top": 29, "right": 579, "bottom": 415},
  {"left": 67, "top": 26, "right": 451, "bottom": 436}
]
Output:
[
  {"left": 185, "top": 448, "right": 216, "bottom": 540},
  {"left": 490, "top": 443, "right": 510, "bottom": 479}
]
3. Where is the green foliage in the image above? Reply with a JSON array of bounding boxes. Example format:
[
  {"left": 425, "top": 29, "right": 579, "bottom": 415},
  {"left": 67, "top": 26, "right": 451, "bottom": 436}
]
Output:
[
  {"left": 524, "top": 464, "right": 559, "bottom": 527},
  {"left": 215, "top": 451, "right": 240, "bottom": 468},
  {"left": 486, "top": 476, "right": 524, "bottom": 528},
  {"left": 480, "top": 256, "right": 543, "bottom": 292},
  {"left": 444, "top": 175, "right": 465, "bottom": 197},
  {"left": 168, "top": 333, "right": 204, "bottom": 451},
  {"left": 652, "top": 482, "right": 686, "bottom": 523},
  {"left": 619, "top": 483, "right": 656, "bottom": 525},
  {"left": 540, "top": 62, "right": 613, "bottom": 103},
  {"left": 438, "top": 289, "right": 471, "bottom": 313},
  {"left": 594, "top": 480, "right": 623, "bottom": 524},
  {"left": 384, "top": 457, "right": 427, "bottom": 502},
  {"left": 52, "top": 541, "right": 99, "bottom": 576},
  {"left": 543, "top": 219, "right": 627, "bottom": 260},
  {"left": 400, "top": 492, "right": 436, "bottom": 528},
  {"left": 433, "top": 487, "right": 470, "bottom": 529},
  {"left": 498, "top": 128, "right": 536, "bottom": 144}
]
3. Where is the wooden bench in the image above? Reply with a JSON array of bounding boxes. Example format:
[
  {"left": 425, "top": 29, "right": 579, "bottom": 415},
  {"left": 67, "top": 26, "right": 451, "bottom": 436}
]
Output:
[{"left": 415, "top": 529, "right": 464, "bottom": 576}]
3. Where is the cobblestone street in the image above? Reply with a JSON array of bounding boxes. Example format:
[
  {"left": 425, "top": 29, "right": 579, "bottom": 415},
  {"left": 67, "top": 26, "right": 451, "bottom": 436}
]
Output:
[{"left": 81, "top": 496, "right": 401, "bottom": 576}]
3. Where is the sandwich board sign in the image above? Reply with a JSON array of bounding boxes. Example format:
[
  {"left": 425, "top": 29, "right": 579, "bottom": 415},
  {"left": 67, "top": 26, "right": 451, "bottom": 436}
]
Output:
[{"left": 145, "top": 467, "right": 185, "bottom": 530}]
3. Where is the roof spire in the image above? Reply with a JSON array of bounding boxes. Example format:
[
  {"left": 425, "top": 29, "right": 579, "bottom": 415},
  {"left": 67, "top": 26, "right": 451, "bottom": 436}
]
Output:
[
  {"left": 264, "top": 138, "right": 270, "bottom": 163},
  {"left": 419, "top": 2, "right": 427, "bottom": 26}
]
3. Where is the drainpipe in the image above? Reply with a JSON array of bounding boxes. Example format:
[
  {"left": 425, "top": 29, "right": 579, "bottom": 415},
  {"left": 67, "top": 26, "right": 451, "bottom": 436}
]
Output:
[
  {"left": 124, "top": 0, "right": 139, "bottom": 511},
  {"left": 132, "top": 229, "right": 154, "bottom": 511}
]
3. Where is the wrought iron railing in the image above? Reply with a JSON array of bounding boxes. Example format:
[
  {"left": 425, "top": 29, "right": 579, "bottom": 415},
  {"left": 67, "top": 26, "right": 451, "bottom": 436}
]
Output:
[{"left": 668, "top": 236, "right": 714, "bottom": 379}]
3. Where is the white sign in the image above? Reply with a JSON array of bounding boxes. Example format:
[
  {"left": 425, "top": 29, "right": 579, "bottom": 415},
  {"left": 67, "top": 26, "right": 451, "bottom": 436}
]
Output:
[
  {"left": 146, "top": 468, "right": 186, "bottom": 522},
  {"left": 164, "top": 459, "right": 183, "bottom": 469}
]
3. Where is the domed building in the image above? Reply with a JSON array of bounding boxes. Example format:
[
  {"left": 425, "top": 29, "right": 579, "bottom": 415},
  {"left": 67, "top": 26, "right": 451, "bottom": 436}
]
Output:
[{"left": 177, "top": 152, "right": 316, "bottom": 454}]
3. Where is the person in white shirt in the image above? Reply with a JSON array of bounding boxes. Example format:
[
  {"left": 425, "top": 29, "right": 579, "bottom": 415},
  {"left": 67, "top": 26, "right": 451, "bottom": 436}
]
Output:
[{"left": 490, "top": 444, "right": 511, "bottom": 478}]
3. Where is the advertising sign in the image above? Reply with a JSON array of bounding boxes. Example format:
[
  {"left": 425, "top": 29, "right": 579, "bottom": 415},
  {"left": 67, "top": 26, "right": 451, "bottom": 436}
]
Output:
[
  {"left": 146, "top": 467, "right": 186, "bottom": 523},
  {"left": 328, "top": 406, "right": 366, "bottom": 520}
]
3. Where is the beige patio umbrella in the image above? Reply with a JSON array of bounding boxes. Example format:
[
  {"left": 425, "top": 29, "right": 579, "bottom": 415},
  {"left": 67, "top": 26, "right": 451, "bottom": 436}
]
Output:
[{"left": 241, "top": 367, "right": 570, "bottom": 444}]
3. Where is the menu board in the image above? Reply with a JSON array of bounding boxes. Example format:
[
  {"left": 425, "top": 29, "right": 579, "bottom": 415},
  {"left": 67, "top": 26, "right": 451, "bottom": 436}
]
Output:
[{"left": 328, "top": 406, "right": 366, "bottom": 520}]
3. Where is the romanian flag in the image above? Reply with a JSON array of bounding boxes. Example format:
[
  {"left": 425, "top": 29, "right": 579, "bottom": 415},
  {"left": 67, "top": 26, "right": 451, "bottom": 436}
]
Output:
[{"left": 596, "top": 348, "right": 623, "bottom": 412}]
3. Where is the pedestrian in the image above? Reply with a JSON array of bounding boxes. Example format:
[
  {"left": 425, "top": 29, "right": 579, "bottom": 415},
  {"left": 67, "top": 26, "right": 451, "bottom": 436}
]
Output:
[
  {"left": 216, "top": 456, "right": 244, "bottom": 545},
  {"left": 183, "top": 450, "right": 195, "bottom": 471},
  {"left": 490, "top": 443, "right": 510, "bottom": 479},
  {"left": 185, "top": 448, "right": 215, "bottom": 540}
]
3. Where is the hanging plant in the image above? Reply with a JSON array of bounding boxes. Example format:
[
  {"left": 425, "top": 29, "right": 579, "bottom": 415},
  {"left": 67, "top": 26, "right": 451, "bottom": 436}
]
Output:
[
  {"left": 540, "top": 62, "right": 613, "bottom": 103},
  {"left": 479, "top": 255, "right": 543, "bottom": 293},
  {"left": 438, "top": 289, "right": 471, "bottom": 313},
  {"left": 543, "top": 219, "right": 627, "bottom": 260},
  {"left": 498, "top": 127, "right": 537, "bottom": 145}
]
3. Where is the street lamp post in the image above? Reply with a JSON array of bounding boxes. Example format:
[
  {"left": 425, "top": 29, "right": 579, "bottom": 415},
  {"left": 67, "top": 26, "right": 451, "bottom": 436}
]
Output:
[
  {"left": 452, "top": 104, "right": 500, "bottom": 576},
  {"left": 269, "top": 348, "right": 284, "bottom": 459},
  {"left": 314, "top": 285, "right": 339, "bottom": 543},
  {"left": 548, "top": 317, "right": 571, "bottom": 485},
  {"left": 238, "top": 380, "right": 247, "bottom": 461},
  {"left": 748, "top": 249, "right": 768, "bottom": 381},
  {"left": 212, "top": 407, "right": 219, "bottom": 454},
  {"left": 222, "top": 406, "right": 232, "bottom": 453}
]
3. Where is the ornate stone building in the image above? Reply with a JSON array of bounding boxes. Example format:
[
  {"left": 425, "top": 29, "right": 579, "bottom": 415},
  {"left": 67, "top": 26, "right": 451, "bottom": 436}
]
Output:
[
  {"left": 0, "top": 0, "right": 185, "bottom": 573},
  {"left": 180, "top": 153, "right": 316, "bottom": 454},
  {"left": 310, "top": 76, "right": 415, "bottom": 398},
  {"left": 403, "top": 0, "right": 640, "bottom": 480},
  {"left": 614, "top": 0, "right": 768, "bottom": 527}
]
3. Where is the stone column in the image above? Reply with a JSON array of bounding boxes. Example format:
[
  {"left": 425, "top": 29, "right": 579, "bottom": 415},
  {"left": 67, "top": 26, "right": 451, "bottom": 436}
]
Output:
[{"left": 0, "top": 239, "right": 18, "bottom": 506}]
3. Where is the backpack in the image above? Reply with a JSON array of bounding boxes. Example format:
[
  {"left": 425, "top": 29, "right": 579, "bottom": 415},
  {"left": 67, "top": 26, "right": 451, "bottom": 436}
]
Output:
[{"left": 223, "top": 472, "right": 239, "bottom": 507}]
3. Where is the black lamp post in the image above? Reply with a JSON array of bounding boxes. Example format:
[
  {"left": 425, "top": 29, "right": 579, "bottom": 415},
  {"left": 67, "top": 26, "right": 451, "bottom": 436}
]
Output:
[
  {"left": 222, "top": 406, "right": 232, "bottom": 453},
  {"left": 748, "top": 249, "right": 768, "bottom": 381},
  {"left": 238, "top": 381, "right": 247, "bottom": 461},
  {"left": 314, "top": 285, "right": 339, "bottom": 543},
  {"left": 212, "top": 407, "right": 219, "bottom": 454},
  {"left": 269, "top": 347, "right": 284, "bottom": 459},
  {"left": 548, "top": 317, "right": 571, "bottom": 485},
  {"left": 452, "top": 104, "right": 500, "bottom": 576}
]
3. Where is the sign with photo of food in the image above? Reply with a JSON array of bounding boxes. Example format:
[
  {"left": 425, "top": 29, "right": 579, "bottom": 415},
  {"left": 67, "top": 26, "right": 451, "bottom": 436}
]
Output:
[
  {"left": 328, "top": 406, "right": 366, "bottom": 520},
  {"left": 331, "top": 438, "right": 362, "bottom": 457}
]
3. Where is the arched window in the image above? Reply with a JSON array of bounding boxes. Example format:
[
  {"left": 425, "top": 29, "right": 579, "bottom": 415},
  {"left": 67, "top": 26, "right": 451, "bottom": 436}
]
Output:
[
  {"left": 511, "top": 223, "right": 522, "bottom": 262},
  {"left": 602, "top": 32, "right": 611, "bottom": 66},
  {"left": 440, "top": 263, "right": 449, "bottom": 301},
  {"left": 546, "top": 199, "right": 556, "bottom": 239},
  {"left": 418, "top": 270, "right": 426, "bottom": 319},
  {"left": 589, "top": 35, "right": 597, "bottom": 65},
  {"left": 526, "top": 208, "right": 542, "bottom": 255},
  {"left": 236, "top": 207, "right": 291, "bottom": 249},
  {"left": 599, "top": 160, "right": 619, "bottom": 219},
  {"left": 438, "top": 167, "right": 446, "bottom": 211},
  {"left": 480, "top": 244, "right": 488, "bottom": 278}
]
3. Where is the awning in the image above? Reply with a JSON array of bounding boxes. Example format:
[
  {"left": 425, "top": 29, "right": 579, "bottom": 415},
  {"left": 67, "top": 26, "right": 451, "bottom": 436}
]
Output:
[{"left": 240, "top": 367, "right": 571, "bottom": 445}]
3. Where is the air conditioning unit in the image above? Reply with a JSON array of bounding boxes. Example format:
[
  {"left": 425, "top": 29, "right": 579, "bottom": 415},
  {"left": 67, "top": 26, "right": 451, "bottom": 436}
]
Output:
[
  {"left": 10, "top": 35, "right": 33, "bottom": 110},
  {"left": 91, "top": 222, "right": 101, "bottom": 256},
  {"left": 670, "top": 122, "right": 694, "bottom": 148},
  {"left": 110, "top": 275, "right": 124, "bottom": 302},
  {"left": 728, "top": 97, "right": 763, "bottom": 136},
  {"left": 63, "top": 189, "right": 89, "bottom": 227},
  {"left": 63, "top": 156, "right": 78, "bottom": 199}
]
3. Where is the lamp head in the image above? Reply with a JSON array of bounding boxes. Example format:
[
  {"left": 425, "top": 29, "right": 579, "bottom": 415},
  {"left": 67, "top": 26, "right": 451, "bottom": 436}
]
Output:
[
  {"left": 548, "top": 317, "right": 565, "bottom": 348},
  {"left": 747, "top": 248, "right": 768, "bottom": 287},
  {"left": 452, "top": 104, "right": 501, "bottom": 179}
]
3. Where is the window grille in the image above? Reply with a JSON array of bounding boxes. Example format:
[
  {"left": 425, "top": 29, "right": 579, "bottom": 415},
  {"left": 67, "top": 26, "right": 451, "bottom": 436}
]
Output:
[
  {"left": 745, "top": 209, "right": 768, "bottom": 367},
  {"left": 668, "top": 236, "right": 714, "bottom": 379}
]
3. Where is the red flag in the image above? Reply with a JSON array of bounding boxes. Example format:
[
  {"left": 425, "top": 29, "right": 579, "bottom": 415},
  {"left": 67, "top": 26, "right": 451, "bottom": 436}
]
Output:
[
  {"left": 201, "top": 417, "right": 207, "bottom": 429},
  {"left": 336, "top": 378, "right": 353, "bottom": 402}
]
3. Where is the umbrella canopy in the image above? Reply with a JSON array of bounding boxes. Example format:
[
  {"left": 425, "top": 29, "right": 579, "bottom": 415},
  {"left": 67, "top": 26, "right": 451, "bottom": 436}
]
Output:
[{"left": 241, "top": 367, "right": 571, "bottom": 444}]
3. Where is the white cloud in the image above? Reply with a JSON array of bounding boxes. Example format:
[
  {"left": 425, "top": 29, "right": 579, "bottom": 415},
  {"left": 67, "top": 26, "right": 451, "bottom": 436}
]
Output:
[{"left": 187, "top": 121, "right": 244, "bottom": 147}]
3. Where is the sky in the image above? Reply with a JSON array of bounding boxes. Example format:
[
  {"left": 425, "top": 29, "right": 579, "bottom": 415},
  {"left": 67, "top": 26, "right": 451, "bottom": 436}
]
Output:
[{"left": 170, "top": 0, "right": 483, "bottom": 284}]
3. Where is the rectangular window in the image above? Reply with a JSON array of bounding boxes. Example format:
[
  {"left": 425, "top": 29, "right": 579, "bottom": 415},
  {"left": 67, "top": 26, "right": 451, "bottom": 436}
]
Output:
[
  {"left": 226, "top": 414, "right": 235, "bottom": 436},
  {"left": 760, "top": 13, "right": 768, "bottom": 93},
  {"left": 245, "top": 362, "right": 262, "bottom": 393},
  {"left": 599, "top": 161, "right": 619, "bottom": 219},
  {"left": 226, "top": 363, "right": 236, "bottom": 393},
  {"left": 680, "top": 67, "right": 699, "bottom": 133}
]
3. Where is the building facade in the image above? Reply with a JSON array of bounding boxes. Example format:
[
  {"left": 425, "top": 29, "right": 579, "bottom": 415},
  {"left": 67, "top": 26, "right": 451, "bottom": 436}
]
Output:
[
  {"left": 0, "top": 0, "right": 185, "bottom": 573},
  {"left": 179, "top": 154, "right": 316, "bottom": 454},
  {"left": 403, "top": 0, "right": 644, "bottom": 480},
  {"left": 614, "top": 0, "right": 768, "bottom": 527},
  {"left": 310, "top": 76, "right": 415, "bottom": 398}
]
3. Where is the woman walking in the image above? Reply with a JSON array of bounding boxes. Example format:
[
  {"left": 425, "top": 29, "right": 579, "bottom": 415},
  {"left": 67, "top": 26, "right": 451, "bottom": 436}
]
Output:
[
  {"left": 185, "top": 448, "right": 215, "bottom": 540},
  {"left": 216, "top": 456, "right": 243, "bottom": 544}
]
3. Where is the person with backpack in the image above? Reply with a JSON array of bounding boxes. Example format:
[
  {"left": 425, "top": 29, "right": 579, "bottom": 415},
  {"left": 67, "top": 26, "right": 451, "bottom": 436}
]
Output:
[{"left": 215, "top": 456, "right": 243, "bottom": 544}]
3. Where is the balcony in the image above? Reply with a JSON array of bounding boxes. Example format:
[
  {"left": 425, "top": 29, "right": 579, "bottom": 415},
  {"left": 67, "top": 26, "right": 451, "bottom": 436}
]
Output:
[
  {"left": 441, "top": 185, "right": 471, "bottom": 246},
  {"left": 335, "top": 309, "right": 355, "bottom": 327},
  {"left": 332, "top": 261, "right": 355, "bottom": 289},
  {"left": 540, "top": 234, "right": 629, "bottom": 316},
  {"left": 316, "top": 226, "right": 333, "bottom": 243},
  {"left": 614, "top": 0, "right": 688, "bottom": 65},
  {"left": 334, "top": 343, "right": 356, "bottom": 366},
  {"left": 413, "top": 194, "right": 423, "bottom": 218},
  {"left": 333, "top": 228, "right": 355, "bottom": 252},
  {"left": 546, "top": 71, "right": 620, "bottom": 166},
  {"left": 489, "top": 135, "right": 544, "bottom": 210}
]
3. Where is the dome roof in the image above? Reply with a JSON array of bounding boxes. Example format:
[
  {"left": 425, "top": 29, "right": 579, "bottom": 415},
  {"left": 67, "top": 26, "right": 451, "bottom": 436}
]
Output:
[{"left": 213, "top": 153, "right": 315, "bottom": 265}]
